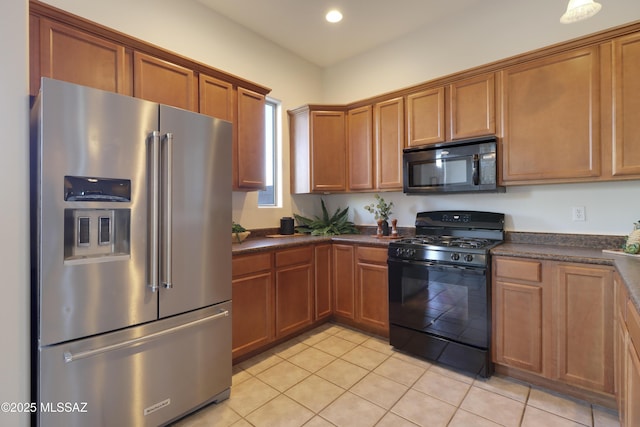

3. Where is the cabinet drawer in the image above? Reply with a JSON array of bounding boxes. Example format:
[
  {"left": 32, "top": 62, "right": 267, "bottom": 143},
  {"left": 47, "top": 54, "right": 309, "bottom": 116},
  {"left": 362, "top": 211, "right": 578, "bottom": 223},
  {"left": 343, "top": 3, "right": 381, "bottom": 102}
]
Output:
[
  {"left": 276, "top": 246, "right": 313, "bottom": 268},
  {"left": 232, "top": 252, "right": 272, "bottom": 277},
  {"left": 628, "top": 300, "right": 640, "bottom": 351},
  {"left": 356, "top": 246, "right": 388, "bottom": 264},
  {"left": 495, "top": 257, "right": 542, "bottom": 282}
]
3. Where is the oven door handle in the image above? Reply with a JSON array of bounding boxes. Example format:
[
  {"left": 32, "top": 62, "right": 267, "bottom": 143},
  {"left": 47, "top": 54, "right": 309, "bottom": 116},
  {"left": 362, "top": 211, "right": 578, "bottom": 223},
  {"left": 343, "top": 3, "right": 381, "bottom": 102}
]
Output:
[{"left": 388, "top": 258, "right": 485, "bottom": 273}]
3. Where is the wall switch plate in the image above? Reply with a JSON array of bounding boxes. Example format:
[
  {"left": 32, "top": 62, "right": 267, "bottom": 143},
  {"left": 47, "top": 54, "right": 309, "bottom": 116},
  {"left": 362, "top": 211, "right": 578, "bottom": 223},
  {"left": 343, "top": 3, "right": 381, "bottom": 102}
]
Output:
[{"left": 572, "top": 206, "right": 586, "bottom": 221}]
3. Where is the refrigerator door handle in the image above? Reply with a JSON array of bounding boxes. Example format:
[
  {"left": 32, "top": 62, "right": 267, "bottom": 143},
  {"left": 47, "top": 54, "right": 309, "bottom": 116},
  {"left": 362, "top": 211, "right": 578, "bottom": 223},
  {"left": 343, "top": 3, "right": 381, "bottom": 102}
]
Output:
[
  {"left": 148, "top": 131, "right": 161, "bottom": 293},
  {"left": 63, "top": 309, "right": 230, "bottom": 363},
  {"left": 162, "top": 132, "right": 173, "bottom": 289}
]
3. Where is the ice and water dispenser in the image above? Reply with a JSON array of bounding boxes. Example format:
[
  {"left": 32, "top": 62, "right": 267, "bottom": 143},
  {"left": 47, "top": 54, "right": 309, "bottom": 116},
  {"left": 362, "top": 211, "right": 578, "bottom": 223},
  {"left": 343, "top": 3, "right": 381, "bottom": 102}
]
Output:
[{"left": 63, "top": 176, "right": 131, "bottom": 262}]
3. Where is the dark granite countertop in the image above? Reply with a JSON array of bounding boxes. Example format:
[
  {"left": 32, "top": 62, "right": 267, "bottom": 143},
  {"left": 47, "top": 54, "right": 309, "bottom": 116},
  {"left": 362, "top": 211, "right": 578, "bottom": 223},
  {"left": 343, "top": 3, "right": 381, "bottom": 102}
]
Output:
[{"left": 231, "top": 233, "right": 391, "bottom": 255}]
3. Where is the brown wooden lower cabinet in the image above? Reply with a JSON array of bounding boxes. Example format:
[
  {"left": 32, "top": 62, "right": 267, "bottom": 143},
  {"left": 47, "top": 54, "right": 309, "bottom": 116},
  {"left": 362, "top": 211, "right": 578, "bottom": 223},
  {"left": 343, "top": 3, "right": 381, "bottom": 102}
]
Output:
[
  {"left": 555, "top": 264, "right": 614, "bottom": 393},
  {"left": 231, "top": 252, "right": 273, "bottom": 360},
  {"left": 232, "top": 244, "right": 332, "bottom": 361},
  {"left": 332, "top": 244, "right": 355, "bottom": 320},
  {"left": 493, "top": 256, "right": 616, "bottom": 402},
  {"left": 616, "top": 271, "right": 640, "bottom": 427},
  {"left": 314, "top": 244, "right": 333, "bottom": 320},
  {"left": 331, "top": 244, "right": 389, "bottom": 336},
  {"left": 614, "top": 273, "right": 628, "bottom": 423},
  {"left": 355, "top": 246, "right": 389, "bottom": 336},
  {"left": 274, "top": 247, "right": 314, "bottom": 338}
]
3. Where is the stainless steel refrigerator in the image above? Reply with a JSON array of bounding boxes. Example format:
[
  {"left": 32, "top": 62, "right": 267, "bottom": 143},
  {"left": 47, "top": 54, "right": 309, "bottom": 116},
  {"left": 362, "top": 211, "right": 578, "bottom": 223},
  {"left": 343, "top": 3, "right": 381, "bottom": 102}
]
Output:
[{"left": 30, "top": 78, "right": 232, "bottom": 426}]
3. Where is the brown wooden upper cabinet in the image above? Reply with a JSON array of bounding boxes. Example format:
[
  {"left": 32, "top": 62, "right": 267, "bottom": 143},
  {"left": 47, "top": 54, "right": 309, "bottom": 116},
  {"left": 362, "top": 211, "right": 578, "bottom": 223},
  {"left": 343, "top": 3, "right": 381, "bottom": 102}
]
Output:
[
  {"left": 612, "top": 33, "right": 640, "bottom": 178},
  {"left": 406, "top": 73, "right": 496, "bottom": 147},
  {"left": 345, "top": 98, "right": 404, "bottom": 192},
  {"left": 34, "top": 18, "right": 130, "bottom": 96},
  {"left": 289, "top": 106, "right": 347, "bottom": 194},
  {"left": 31, "top": 1, "right": 271, "bottom": 193},
  {"left": 199, "top": 74, "right": 234, "bottom": 122},
  {"left": 235, "top": 88, "right": 266, "bottom": 190},
  {"left": 347, "top": 106, "right": 374, "bottom": 191},
  {"left": 500, "top": 47, "right": 601, "bottom": 183},
  {"left": 374, "top": 97, "right": 405, "bottom": 190},
  {"left": 200, "top": 76, "right": 267, "bottom": 192},
  {"left": 133, "top": 52, "right": 197, "bottom": 112}
]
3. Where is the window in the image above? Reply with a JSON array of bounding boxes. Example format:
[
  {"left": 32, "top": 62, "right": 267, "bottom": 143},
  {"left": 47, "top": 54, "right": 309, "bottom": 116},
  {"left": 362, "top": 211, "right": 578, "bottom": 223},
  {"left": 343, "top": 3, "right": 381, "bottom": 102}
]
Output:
[{"left": 258, "top": 98, "right": 280, "bottom": 206}]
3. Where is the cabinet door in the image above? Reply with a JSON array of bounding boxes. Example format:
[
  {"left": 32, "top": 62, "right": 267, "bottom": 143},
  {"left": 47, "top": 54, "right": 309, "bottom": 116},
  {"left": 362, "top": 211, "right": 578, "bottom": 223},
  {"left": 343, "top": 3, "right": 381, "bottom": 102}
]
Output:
[
  {"left": 232, "top": 272, "right": 273, "bottom": 359},
  {"left": 199, "top": 74, "right": 234, "bottom": 121},
  {"left": 626, "top": 300, "right": 640, "bottom": 427},
  {"left": 275, "top": 264, "right": 313, "bottom": 338},
  {"left": 501, "top": 47, "right": 601, "bottom": 182},
  {"left": 356, "top": 246, "right": 389, "bottom": 335},
  {"left": 37, "top": 18, "right": 129, "bottom": 96},
  {"left": 614, "top": 274, "right": 629, "bottom": 421},
  {"left": 314, "top": 244, "right": 332, "bottom": 320},
  {"left": 406, "top": 87, "right": 445, "bottom": 147},
  {"left": 311, "top": 111, "right": 347, "bottom": 192},
  {"left": 494, "top": 279, "right": 544, "bottom": 373},
  {"left": 333, "top": 244, "right": 355, "bottom": 320},
  {"left": 627, "top": 341, "right": 640, "bottom": 427},
  {"left": 450, "top": 73, "right": 496, "bottom": 140},
  {"left": 375, "top": 97, "right": 404, "bottom": 190},
  {"left": 347, "top": 106, "right": 374, "bottom": 191},
  {"left": 133, "top": 52, "right": 196, "bottom": 111},
  {"left": 236, "top": 87, "right": 266, "bottom": 190},
  {"left": 555, "top": 264, "right": 614, "bottom": 393},
  {"left": 613, "top": 33, "right": 640, "bottom": 177}
]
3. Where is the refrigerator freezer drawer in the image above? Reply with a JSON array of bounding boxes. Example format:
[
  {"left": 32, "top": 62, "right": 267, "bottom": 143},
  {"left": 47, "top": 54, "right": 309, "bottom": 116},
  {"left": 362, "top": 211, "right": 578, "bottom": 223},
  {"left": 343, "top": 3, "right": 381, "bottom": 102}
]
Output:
[{"left": 37, "top": 302, "right": 232, "bottom": 427}]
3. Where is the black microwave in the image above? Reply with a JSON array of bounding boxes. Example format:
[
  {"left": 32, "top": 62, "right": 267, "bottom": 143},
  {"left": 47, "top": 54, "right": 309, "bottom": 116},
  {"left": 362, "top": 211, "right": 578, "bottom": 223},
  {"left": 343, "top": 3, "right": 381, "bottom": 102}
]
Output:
[{"left": 403, "top": 136, "right": 504, "bottom": 194}]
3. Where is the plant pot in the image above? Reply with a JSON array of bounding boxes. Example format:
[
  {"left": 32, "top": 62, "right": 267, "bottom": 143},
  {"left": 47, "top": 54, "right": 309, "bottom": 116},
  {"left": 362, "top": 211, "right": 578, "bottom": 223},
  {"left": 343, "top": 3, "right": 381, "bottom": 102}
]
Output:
[{"left": 232, "top": 231, "right": 250, "bottom": 244}]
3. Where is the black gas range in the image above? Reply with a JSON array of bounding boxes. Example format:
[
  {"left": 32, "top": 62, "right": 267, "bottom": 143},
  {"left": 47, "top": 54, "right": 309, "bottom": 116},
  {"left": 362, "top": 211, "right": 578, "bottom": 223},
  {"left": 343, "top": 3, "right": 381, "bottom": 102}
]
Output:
[
  {"left": 389, "top": 211, "right": 504, "bottom": 267},
  {"left": 388, "top": 211, "right": 505, "bottom": 377}
]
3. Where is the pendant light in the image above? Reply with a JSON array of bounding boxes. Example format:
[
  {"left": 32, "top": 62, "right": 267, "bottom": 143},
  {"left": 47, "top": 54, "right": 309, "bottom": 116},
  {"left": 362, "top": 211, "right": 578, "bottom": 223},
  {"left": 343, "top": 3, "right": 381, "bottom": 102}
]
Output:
[{"left": 560, "top": 0, "right": 602, "bottom": 24}]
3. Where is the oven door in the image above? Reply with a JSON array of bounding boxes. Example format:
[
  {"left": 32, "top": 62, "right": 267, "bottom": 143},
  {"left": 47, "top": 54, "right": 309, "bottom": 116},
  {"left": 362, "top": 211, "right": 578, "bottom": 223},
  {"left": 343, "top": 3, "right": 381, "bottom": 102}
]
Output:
[{"left": 388, "top": 258, "right": 490, "bottom": 349}]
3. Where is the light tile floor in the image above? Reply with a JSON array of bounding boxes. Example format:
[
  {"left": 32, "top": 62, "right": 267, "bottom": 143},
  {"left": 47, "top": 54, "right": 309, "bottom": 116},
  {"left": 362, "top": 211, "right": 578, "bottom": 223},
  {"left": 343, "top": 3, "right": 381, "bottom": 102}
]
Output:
[{"left": 171, "top": 323, "right": 620, "bottom": 427}]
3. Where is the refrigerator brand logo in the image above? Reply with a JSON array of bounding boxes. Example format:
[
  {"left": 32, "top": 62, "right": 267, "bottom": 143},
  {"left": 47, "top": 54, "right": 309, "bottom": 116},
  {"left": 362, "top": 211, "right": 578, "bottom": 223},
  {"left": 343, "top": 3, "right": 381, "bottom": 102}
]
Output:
[{"left": 144, "top": 398, "right": 171, "bottom": 416}]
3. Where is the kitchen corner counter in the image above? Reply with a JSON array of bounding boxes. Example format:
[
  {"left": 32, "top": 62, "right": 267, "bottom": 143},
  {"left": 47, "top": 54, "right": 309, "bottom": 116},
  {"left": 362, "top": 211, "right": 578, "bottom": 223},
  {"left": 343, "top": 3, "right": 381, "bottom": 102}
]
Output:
[
  {"left": 231, "top": 233, "right": 391, "bottom": 255},
  {"left": 492, "top": 242, "right": 640, "bottom": 314}
]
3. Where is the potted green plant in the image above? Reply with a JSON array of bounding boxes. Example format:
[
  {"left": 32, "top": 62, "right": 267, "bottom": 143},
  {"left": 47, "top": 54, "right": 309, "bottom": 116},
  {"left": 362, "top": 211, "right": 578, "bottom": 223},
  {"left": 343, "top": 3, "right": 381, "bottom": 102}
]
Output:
[
  {"left": 364, "top": 194, "right": 393, "bottom": 236},
  {"left": 294, "top": 199, "right": 359, "bottom": 236}
]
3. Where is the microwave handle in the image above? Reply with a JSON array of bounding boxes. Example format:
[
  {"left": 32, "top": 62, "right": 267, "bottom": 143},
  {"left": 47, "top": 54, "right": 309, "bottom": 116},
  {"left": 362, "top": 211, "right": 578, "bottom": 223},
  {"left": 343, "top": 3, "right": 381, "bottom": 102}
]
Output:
[{"left": 472, "top": 154, "right": 480, "bottom": 185}]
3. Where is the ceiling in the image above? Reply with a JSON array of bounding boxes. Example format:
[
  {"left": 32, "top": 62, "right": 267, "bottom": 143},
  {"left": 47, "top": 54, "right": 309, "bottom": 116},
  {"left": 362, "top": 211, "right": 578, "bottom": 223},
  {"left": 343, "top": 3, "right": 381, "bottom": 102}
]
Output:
[{"left": 196, "top": 0, "right": 486, "bottom": 67}]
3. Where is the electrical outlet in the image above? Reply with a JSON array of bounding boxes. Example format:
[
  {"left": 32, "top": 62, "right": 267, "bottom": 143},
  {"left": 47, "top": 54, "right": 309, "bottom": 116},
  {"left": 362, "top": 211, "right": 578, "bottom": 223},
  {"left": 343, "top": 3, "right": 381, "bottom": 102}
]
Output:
[{"left": 572, "top": 206, "right": 586, "bottom": 221}]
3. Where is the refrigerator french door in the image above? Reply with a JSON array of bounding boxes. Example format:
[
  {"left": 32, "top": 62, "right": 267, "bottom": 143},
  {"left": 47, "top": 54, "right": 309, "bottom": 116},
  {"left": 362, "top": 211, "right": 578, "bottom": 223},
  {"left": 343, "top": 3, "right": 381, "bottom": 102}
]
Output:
[{"left": 31, "top": 78, "right": 232, "bottom": 426}]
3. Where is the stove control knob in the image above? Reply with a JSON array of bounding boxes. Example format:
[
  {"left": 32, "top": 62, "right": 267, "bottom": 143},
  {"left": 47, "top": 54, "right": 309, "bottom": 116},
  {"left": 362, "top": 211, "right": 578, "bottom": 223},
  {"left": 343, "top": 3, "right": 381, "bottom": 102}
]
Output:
[
  {"left": 408, "top": 248, "right": 416, "bottom": 257},
  {"left": 464, "top": 254, "right": 474, "bottom": 262},
  {"left": 395, "top": 248, "right": 403, "bottom": 257},
  {"left": 450, "top": 253, "right": 460, "bottom": 261}
]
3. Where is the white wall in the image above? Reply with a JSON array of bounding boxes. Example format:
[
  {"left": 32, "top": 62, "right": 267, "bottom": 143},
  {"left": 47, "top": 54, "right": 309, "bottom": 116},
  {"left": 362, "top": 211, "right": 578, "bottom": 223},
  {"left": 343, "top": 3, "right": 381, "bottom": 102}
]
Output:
[
  {"left": 318, "top": 0, "right": 640, "bottom": 236},
  {"left": 0, "top": 0, "right": 30, "bottom": 425}
]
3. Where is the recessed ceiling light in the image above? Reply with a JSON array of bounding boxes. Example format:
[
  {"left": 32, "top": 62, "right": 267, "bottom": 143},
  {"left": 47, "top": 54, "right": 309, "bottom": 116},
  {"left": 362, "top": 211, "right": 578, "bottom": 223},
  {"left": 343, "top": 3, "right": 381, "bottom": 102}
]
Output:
[{"left": 326, "top": 9, "right": 343, "bottom": 23}]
